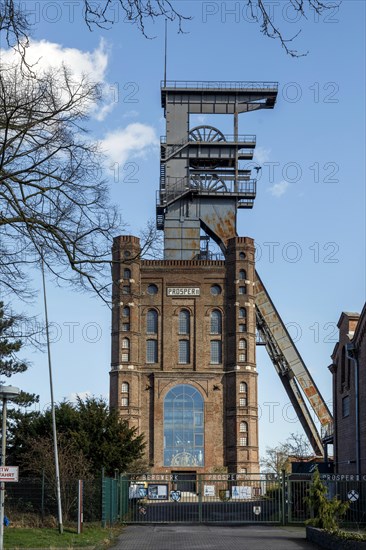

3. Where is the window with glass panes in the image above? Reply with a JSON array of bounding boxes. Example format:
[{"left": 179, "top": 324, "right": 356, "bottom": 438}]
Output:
[
  {"left": 146, "top": 339, "right": 158, "bottom": 363},
  {"left": 210, "top": 340, "right": 222, "bottom": 364},
  {"left": 163, "top": 384, "right": 204, "bottom": 467},
  {"left": 147, "top": 309, "right": 158, "bottom": 334},
  {"left": 179, "top": 310, "right": 190, "bottom": 335},
  {"left": 121, "top": 338, "right": 130, "bottom": 362},
  {"left": 210, "top": 310, "right": 222, "bottom": 334},
  {"left": 121, "top": 382, "right": 129, "bottom": 406},
  {"left": 238, "top": 339, "right": 247, "bottom": 362},
  {"left": 178, "top": 340, "right": 190, "bottom": 364}
]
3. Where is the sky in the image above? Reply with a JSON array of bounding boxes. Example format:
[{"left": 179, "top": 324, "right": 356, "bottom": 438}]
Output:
[{"left": 2, "top": 0, "right": 365, "bottom": 457}]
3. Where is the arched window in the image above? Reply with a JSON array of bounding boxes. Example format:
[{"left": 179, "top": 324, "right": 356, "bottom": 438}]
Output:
[
  {"left": 240, "top": 421, "right": 248, "bottom": 433},
  {"left": 123, "top": 268, "right": 131, "bottom": 279},
  {"left": 121, "top": 338, "right": 130, "bottom": 362},
  {"left": 178, "top": 340, "right": 190, "bottom": 364},
  {"left": 239, "top": 308, "right": 247, "bottom": 319},
  {"left": 239, "top": 382, "right": 247, "bottom": 394},
  {"left": 239, "top": 269, "right": 247, "bottom": 280},
  {"left": 239, "top": 422, "right": 248, "bottom": 446},
  {"left": 238, "top": 339, "right": 247, "bottom": 362},
  {"left": 121, "top": 382, "right": 129, "bottom": 406},
  {"left": 163, "top": 384, "right": 204, "bottom": 467},
  {"left": 147, "top": 309, "right": 158, "bottom": 334},
  {"left": 210, "top": 309, "right": 222, "bottom": 334},
  {"left": 146, "top": 339, "right": 158, "bottom": 363},
  {"left": 122, "top": 306, "right": 130, "bottom": 318},
  {"left": 179, "top": 310, "right": 190, "bottom": 335}
]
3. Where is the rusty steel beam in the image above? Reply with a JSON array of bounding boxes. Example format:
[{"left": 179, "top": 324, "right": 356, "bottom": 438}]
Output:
[{"left": 255, "top": 270, "right": 333, "bottom": 456}]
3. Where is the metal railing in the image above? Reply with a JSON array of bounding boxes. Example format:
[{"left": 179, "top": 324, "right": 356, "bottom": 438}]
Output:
[
  {"left": 161, "top": 80, "right": 279, "bottom": 91},
  {"left": 161, "top": 135, "right": 256, "bottom": 161},
  {"left": 157, "top": 177, "right": 256, "bottom": 207}
]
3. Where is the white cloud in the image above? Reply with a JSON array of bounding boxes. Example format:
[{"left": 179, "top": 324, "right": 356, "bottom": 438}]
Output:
[
  {"left": 1, "top": 39, "right": 114, "bottom": 121},
  {"left": 2, "top": 39, "right": 108, "bottom": 82},
  {"left": 268, "top": 180, "right": 290, "bottom": 197},
  {"left": 101, "top": 123, "right": 159, "bottom": 166},
  {"left": 254, "top": 146, "right": 271, "bottom": 164}
]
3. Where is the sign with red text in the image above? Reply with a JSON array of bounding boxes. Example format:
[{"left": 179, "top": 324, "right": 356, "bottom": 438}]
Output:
[{"left": 0, "top": 466, "right": 19, "bottom": 482}]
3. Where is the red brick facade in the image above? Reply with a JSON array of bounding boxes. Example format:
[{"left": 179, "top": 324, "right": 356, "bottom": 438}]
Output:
[
  {"left": 329, "top": 304, "right": 366, "bottom": 475},
  {"left": 109, "top": 235, "right": 260, "bottom": 474}
]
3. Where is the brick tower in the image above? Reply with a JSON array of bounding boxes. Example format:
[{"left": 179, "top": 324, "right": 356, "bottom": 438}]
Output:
[{"left": 110, "top": 80, "right": 278, "bottom": 475}]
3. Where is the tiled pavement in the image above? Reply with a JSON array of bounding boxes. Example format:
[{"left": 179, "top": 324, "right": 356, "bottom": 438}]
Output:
[{"left": 110, "top": 525, "right": 321, "bottom": 550}]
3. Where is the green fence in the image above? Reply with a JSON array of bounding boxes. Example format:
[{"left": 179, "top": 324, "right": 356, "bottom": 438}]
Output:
[
  {"left": 5, "top": 477, "right": 101, "bottom": 525},
  {"left": 101, "top": 472, "right": 366, "bottom": 526}
]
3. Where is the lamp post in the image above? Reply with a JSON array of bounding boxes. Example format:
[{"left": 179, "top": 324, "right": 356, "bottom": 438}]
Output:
[{"left": 0, "top": 385, "right": 20, "bottom": 550}]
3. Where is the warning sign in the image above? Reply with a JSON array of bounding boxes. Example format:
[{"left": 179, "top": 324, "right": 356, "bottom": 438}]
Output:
[{"left": 0, "top": 466, "right": 19, "bottom": 482}]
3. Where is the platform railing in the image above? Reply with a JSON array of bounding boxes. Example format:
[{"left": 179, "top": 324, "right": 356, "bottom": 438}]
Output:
[{"left": 161, "top": 80, "right": 279, "bottom": 91}]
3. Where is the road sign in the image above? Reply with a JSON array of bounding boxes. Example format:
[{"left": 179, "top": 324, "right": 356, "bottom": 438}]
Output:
[
  {"left": 0, "top": 466, "right": 19, "bottom": 482},
  {"left": 347, "top": 490, "right": 359, "bottom": 502}
]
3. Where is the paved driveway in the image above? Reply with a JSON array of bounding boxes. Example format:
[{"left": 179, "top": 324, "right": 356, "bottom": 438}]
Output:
[{"left": 111, "top": 525, "right": 320, "bottom": 549}]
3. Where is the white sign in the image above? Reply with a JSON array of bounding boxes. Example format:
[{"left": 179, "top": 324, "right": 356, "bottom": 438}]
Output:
[
  {"left": 167, "top": 287, "right": 200, "bottom": 297},
  {"left": 348, "top": 490, "right": 359, "bottom": 502},
  {"left": 232, "top": 486, "right": 252, "bottom": 499},
  {"left": 0, "top": 466, "right": 19, "bottom": 482},
  {"left": 253, "top": 506, "right": 261, "bottom": 515},
  {"left": 204, "top": 485, "right": 215, "bottom": 497}
]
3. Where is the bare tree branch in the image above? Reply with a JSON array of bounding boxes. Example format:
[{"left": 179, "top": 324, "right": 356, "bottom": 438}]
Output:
[
  {"left": 1, "top": 0, "right": 341, "bottom": 63},
  {"left": 0, "top": 62, "right": 122, "bottom": 301}
]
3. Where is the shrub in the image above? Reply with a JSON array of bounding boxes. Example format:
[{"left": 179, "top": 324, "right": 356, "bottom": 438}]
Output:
[{"left": 305, "top": 467, "right": 349, "bottom": 530}]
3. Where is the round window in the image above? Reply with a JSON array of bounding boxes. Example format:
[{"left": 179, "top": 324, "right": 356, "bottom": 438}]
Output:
[
  {"left": 124, "top": 250, "right": 131, "bottom": 258},
  {"left": 239, "top": 252, "right": 246, "bottom": 260},
  {"left": 210, "top": 284, "right": 222, "bottom": 296},
  {"left": 147, "top": 284, "right": 158, "bottom": 295}
]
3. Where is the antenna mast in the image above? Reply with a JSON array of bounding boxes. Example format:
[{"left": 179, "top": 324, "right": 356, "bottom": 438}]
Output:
[{"left": 164, "top": 19, "right": 167, "bottom": 87}]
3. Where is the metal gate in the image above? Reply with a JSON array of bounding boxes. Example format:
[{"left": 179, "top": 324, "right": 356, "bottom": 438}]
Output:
[
  {"left": 120, "top": 473, "right": 283, "bottom": 524},
  {"left": 102, "top": 471, "right": 366, "bottom": 526}
]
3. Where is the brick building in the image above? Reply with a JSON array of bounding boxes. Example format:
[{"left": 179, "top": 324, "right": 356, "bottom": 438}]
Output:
[
  {"left": 109, "top": 81, "right": 281, "bottom": 475},
  {"left": 109, "top": 235, "right": 259, "bottom": 474},
  {"left": 329, "top": 303, "right": 366, "bottom": 475}
]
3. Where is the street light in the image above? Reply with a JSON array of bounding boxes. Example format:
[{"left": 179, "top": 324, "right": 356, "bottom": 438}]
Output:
[{"left": 0, "top": 385, "right": 20, "bottom": 550}]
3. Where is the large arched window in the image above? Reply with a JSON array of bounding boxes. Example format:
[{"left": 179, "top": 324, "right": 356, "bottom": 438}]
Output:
[
  {"left": 147, "top": 309, "right": 158, "bottom": 334},
  {"left": 164, "top": 384, "right": 204, "bottom": 467},
  {"left": 179, "top": 309, "right": 190, "bottom": 335},
  {"left": 210, "top": 309, "right": 222, "bottom": 334}
]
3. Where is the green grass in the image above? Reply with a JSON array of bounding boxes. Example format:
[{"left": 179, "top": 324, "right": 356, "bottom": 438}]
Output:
[{"left": 3, "top": 524, "right": 124, "bottom": 549}]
